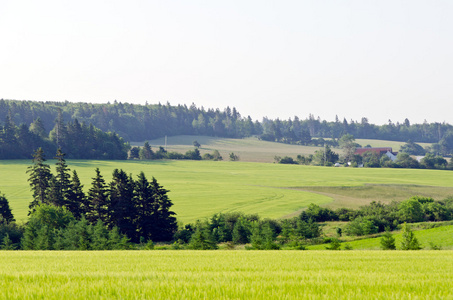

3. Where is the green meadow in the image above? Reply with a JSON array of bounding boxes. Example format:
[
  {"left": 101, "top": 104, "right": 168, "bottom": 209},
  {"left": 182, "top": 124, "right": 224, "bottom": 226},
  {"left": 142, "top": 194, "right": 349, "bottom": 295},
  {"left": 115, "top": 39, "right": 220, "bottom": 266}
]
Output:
[
  {"left": 2, "top": 159, "right": 453, "bottom": 223},
  {"left": 0, "top": 251, "right": 452, "bottom": 299}
]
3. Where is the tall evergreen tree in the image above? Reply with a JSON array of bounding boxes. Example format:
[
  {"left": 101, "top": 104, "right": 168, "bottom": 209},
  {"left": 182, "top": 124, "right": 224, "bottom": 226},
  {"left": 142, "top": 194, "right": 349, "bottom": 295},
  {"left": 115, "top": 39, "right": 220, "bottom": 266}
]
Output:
[
  {"left": 66, "top": 170, "right": 87, "bottom": 219},
  {"left": 134, "top": 172, "right": 157, "bottom": 242},
  {"left": 48, "top": 149, "right": 72, "bottom": 207},
  {"left": 86, "top": 168, "right": 109, "bottom": 225},
  {"left": 148, "top": 177, "right": 177, "bottom": 241},
  {"left": 26, "top": 148, "right": 53, "bottom": 214},
  {"left": 380, "top": 228, "right": 396, "bottom": 250},
  {"left": 109, "top": 169, "right": 136, "bottom": 241},
  {"left": 0, "top": 192, "right": 15, "bottom": 223},
  {"left": 29, "top": 117, "right": 46, "bottom": 138}
]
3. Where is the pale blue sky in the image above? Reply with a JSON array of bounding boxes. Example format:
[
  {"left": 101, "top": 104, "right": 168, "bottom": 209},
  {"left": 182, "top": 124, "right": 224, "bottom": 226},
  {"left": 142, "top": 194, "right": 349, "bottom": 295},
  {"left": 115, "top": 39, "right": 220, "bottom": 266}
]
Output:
[{"left": 1, "top": 1, "right": 452, "bottom": 124}]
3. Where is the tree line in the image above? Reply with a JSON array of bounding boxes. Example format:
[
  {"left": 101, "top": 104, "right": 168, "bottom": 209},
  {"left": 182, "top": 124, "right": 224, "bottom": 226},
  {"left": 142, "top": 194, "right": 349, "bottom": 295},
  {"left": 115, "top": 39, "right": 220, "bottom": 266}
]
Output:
[
  {"left": 3, "top": 99, "right": 453, "bottom": 155},
  {"left": 0, "top": 110, "right": 129, "bottom": 159}
]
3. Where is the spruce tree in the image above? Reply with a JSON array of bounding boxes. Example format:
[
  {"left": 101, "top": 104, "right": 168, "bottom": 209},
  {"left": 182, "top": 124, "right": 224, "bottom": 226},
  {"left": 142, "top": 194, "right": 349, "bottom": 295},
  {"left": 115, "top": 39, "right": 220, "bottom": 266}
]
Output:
[
  {"left": 91, "top": 219, "right": 109, "bottom": 250},
  {"left": 1, "top": 233, "right": 15, "bottom": 250},
  {"left": 400, "top": 223, "right": 422, "bottom": 250},
  {"left": 66, "top": 170, "right": 87, "bottom": 219},
  {"left": 0, "top": 193, "right": 15, "bottom": 223},
  {"left": 380, "top": 228, "right": 396, "bottom": 250},
  {"left": 109, "top": 169, "right": 136, "bottom": 241},
  {"left": 86, "top": 168, "right": 109, "bottom": 225},
  {"left": 148, "top": 176, "right": 177, "bottom": 241},
  {"left": 27, "top": 148, "right": 53, "bottom": 214},
  {"left": 139, "top": 142, "right": 153, "bottom": 160},
  {"left": 134, "top": 172, "right": 158, "bottom": 242},
  {"left": 50, "top": 148, "right": 72, "bottom": 207}
]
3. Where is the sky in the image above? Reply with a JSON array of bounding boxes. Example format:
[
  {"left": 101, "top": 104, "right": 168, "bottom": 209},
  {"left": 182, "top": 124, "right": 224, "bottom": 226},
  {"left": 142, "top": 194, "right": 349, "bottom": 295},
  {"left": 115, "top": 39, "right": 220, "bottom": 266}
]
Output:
[{"left": 1, "top": 0, "right": 452, "bottom": 125}]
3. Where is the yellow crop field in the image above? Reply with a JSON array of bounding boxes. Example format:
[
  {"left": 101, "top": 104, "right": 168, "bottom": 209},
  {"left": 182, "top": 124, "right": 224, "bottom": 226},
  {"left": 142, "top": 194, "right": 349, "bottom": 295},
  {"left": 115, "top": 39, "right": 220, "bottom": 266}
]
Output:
[{"left": 0, "top": 251, "right": 452, "bottom": 299}]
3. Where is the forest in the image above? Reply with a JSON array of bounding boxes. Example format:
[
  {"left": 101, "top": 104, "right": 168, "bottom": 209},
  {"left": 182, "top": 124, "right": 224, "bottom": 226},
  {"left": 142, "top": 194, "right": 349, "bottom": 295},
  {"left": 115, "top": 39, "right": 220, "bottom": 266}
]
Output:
[{"left": 2, "top": 99, "right": 453, "bottom": 159}]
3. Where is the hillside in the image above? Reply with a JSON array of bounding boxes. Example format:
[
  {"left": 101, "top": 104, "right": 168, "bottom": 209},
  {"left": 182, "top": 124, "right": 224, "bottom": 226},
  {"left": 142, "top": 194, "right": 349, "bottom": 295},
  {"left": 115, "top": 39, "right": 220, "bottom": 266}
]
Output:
[
  {"left": 132, "top": 135, "right": 426, "bottom": 163},
  {"left": 3, "top": 159, "right": 453, "bottom": 223}
]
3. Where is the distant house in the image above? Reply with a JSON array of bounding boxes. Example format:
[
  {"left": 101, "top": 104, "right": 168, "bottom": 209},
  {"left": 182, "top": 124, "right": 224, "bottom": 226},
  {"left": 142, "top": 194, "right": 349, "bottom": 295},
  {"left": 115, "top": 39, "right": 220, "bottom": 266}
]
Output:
[{"left": 355, "top": 147, "right": 398, "bottom": 161}]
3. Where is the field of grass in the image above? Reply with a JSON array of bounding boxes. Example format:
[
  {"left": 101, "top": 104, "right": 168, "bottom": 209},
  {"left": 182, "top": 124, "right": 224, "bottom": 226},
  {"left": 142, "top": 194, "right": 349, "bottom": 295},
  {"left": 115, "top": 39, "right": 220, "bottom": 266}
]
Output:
[
  {"left": 308, "top": 224, "right": 453, "bottom": 250},
  {"left": 355, "top": 138, "right": 431, "bottom": 149},
  {"left": 131, "top": 135, "right": 431, "bottom": 163},
  {"left": 3, "top": 159, "right": 453, "bottom": 223},
  {"left": 0, "top": 250, "right": 452, "bottom": 299},
  {"left": 132, "top": 135, "right": 322, "bottom": 163}
]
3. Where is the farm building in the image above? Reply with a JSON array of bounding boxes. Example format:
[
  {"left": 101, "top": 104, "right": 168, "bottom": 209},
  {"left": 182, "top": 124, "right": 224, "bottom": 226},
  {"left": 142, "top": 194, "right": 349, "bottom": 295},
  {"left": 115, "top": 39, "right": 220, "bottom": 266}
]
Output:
[{"left": 355, "top": 147, "right": 398, "bottom": 161}]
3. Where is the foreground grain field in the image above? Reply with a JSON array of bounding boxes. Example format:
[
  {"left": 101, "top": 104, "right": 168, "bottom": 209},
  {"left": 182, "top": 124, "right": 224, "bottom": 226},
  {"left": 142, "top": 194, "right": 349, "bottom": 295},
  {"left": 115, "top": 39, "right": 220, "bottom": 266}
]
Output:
[
  {"left": 0, "top": 251, "right": 452, "bottom": 299},
  {"left": 3, "top": 160, "right": 453, "bottom": 223}
]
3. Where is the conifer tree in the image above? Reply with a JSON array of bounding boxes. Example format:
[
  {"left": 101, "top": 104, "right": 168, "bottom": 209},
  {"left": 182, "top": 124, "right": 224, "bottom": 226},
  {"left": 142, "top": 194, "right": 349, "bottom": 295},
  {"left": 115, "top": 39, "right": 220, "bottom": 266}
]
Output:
[
  {"left": 66, "top": 170, "right": 87, "bottom": 219},
  {"left": 109, "top": 169, "right": 136, "bottom": 241},
  {"left": 134, "top": 172, "right": 157, "bottom": 242},
  {"left": 380, "top": 228, "right": 396, "bottom": 250},
  {"left": 29, "top": 117, "right": 46, "bottom": 138},
  {"left": 400, "top": 223, "right": 421, "bottom": 250},
  {"left": 1, "top": 233, "right": 15, "bottom": 250},
  {"left": 91, "top": 219, "right": 109, "bottom": 250},
  {"left": 139, "top": 142, "right": 153, "bottom": 160},
  {"left": 51, "top": 148, "right": 72, "bottom": 207},
  {"left": 0, "top": 193, "right": 15, "bottom": 224},
  {"left": 86, "top": 168, "right": 109, "bottom": 225},
  {"left": 148, "top": 176, "right": 177, "bottom": 241},
  {"left": 27, "top": 148, "right": 53, "bottom": 214}
]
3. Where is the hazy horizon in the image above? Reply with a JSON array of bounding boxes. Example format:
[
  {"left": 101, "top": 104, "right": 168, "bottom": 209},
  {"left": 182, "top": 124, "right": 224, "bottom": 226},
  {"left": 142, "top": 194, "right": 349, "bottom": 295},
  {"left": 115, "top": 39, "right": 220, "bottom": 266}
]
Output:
[{"left": 2, "top": 1, "right": 452, "bottom": 125}]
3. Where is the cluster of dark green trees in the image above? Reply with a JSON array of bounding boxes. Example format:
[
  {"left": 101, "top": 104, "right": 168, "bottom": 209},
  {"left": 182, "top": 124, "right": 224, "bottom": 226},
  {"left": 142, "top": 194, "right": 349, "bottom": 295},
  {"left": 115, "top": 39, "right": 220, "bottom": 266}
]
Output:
[
  {"left": 0, "top": 111, "right": 128, "bottom": 159},
  {"left": 129, "top": 142, "right": 204, "bottom": 161},
  {"left": 129, "top": 141, "right": 224, "bottom": 161},
  {"left": 0, "top": 148, "right": 178, "bottom": 249},
  {"left": 260, "top": 115, "right": 453, "bottom": 153},
  {"left": 172, "top": 212, "right": 322, "bottom": 250},
  {"left": 3, "top": 99, "right": 453, "bottom": 157}
]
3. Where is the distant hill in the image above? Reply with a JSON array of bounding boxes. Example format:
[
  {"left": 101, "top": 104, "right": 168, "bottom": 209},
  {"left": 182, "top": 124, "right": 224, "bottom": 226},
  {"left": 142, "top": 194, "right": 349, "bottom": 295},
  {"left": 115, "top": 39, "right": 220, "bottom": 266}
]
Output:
[{"left": 132, "top": 135, "right": 430, "bottom": 163}]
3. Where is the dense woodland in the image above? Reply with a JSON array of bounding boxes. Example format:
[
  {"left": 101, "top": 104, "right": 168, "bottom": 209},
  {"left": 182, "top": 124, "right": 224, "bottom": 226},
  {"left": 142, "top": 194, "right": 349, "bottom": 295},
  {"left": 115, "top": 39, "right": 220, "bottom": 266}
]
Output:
[
  {"left": 0, "top": 107, "right": 129, "bottom": 159},
  {"left": 2, "top": 99, "right": 453, "bottom": 160}
]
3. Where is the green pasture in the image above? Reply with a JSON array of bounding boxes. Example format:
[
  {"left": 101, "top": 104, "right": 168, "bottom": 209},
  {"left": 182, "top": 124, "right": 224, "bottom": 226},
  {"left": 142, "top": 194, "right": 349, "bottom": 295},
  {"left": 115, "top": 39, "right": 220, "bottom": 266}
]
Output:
[
  {"left": 308, "top": 224, "right": 453, "bottom": 250},
  {"left": 131, "top": 135, "right": 429, "bottom": 163},
  {"left": 2, "top": 159, "right": 453, "bottom": 223},
  {"left": 132, "top": 135, "right": 322, "bottom": 163},
  {"left": 0, "top": 251, "right": 452, "bottom": 299}
]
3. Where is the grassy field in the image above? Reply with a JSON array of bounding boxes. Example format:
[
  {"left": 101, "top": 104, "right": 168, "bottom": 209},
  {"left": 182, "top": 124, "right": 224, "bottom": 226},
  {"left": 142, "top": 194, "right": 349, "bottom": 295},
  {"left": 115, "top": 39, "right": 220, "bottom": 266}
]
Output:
[
  {"left": 131, "top": 135, "right": 425, "bottom": 163},
  {"left": 0, "top": 250, "right": 452, "bottom": 299},
  {"left": 132, "top": 135, "right": 321, "bottom": 163},
  {"left": 2, "top": 159, "right": 453, "bottom": 223}
]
